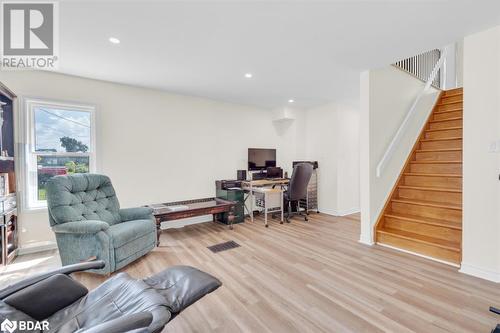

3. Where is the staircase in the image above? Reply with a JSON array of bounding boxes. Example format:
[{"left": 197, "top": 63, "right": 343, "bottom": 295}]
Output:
[{"left": 375, "top": 88, "right": 463, "bottom": 265}]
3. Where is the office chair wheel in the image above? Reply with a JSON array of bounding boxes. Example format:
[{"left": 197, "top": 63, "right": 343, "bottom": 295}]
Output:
[
  {"left": 305, "top": 216, "right": 308, "bottom": 222},
  {"left": 280, "top": 221, "right": 283, "bottom": 224},
  {"left": 265, "top": 224, "right": 269, "bottom": 228}
]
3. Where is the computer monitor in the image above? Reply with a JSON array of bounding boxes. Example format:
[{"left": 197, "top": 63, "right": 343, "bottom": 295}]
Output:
[{"left": 248, "top": 148, "right": 276, "bottom": 171}]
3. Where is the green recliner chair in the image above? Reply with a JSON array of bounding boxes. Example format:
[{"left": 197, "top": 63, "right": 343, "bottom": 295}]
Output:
[{"left": 46, "top": 173, "right": 156, "bottom": 275}]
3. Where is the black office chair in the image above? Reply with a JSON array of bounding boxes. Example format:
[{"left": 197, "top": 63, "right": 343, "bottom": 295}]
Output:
[{"left": 282, "top": 163, "right": 313, "bottom": 223}]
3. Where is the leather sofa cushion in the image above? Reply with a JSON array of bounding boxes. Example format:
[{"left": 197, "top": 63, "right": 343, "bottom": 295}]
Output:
[
  {"left": 47, "top": 273, "right": 170, "bottom": 333},
  {"left": 0, "top": 300, "right": 41, "bottom": 333},
  {"left": 4, "top": 274, "right": 88, "bottom": 321},
  {"left": 109, "top": 219, "right": 155, "bottom": 248},
  {"left": 46, "top": 174, "right": 121, "bottom": 226}
]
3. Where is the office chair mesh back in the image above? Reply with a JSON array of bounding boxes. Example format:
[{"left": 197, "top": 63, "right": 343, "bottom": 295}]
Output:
[{"left": 288, "top": 163, "right": 313, "bottom": 201}]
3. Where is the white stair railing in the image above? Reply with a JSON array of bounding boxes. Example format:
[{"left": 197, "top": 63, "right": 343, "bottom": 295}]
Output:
[
  {"left": 376, "top": 49, "right": 447, "bottom": 178},
  {"left": 394, "top": 49, "right": 442, "bottom": 88}
]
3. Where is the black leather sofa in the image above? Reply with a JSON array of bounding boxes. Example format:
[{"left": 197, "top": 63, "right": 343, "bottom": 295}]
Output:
[{"left": 0, "top": 261, "right": 221, "bottom": 332}]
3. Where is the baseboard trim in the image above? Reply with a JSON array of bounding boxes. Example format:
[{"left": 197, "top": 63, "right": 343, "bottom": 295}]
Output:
[
  {"left": 338, "top": 207, "right": 361, "bottom": 216},
  {"left": 377, "top": 243, "right": 460, "bottom": 268},
  {"left": 18, "top": 241, "right": 58, "bottom": 255},
  {"left": 321, "top": 207, "right": 360, "bottom": 217},
  {"left": 460, "top": 262, "right": 500, "bottom": 283}
]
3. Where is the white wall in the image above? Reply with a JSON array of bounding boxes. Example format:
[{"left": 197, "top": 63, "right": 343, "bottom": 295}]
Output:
[
  {"left": 441, "top": 41, "right": 464, "bottom": 90},
  {"left": 304, "top": 104, "right": 339, "bottom": 214},
  {"left": 442, "top": 43, "right": 457, "bottom": 90},
  {"left": 456, "top": 39, "right": 464, "bottom": 88},
  {"left": 359, "top": 66, "right": 440, "bottom": 244},
  {"left": 1, "top": 71, "right": 305, "bottom": 250},
  {"left": 337, "top": 106, "right": 360, "bottom": 215},
  {"left": 304, "top": 102, "right": 360, "bottom": 216},
  {"left": 460, "top": 26, "right": 500, "bottom": 282},
  {"left": 272, "top": 107, "right": 307, "bottom": 175}
]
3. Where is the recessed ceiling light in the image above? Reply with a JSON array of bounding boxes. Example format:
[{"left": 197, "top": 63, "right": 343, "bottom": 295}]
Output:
[
  {"left": 244, "top": 73, "right": 253, "bottom": 78},
  {"left": 109, "top": 37, "right": 120, "bottom": 44},
  {"left": 288, "top": 99, "right": 295, "bottom": 103}
]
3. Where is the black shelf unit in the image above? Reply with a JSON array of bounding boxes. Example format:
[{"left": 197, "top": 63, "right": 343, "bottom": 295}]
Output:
[{"left": 0, "top": 82, "right": 17, "bottom": 266}]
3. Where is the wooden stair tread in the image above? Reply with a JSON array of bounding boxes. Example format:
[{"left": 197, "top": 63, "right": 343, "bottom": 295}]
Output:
[
  {"left": 443, "top": 91, "right": 463, "bottom": 97},
  {"left": 426, "top": 126, "right": 462, "bottom": 132},
  {"left": 420, "top": 137, "right": 462, "bottom": 142},
  {"left": 391, "top": 198, "right": 461, "bottom": 210},
  {"left": 429, "top": 117, "right": 462, "bottom": 123},
  {"left": 404, "top": 172, "right": 462, "bottom": 178},
  {"left": 442, "top": 95, "right": 463, "bottom": 100},
  {"left": 444, "top": 87, "right": 462, "bottom": 93},
  {"left": 398, "top": 185, "right": 462, "bottom": 193},
  {"left": 434, "top": 108, "right": 463, "bottom": 114},
  {"left": 416, "top": 148, "right": 461, "bottom": 152},
  {"left": 377, "top": 228, "right": 461, "bottom": 252},
  {"left": 437, "top": 101, "right": 463, "bottom": 106},
  {"left": 385, "top": 212, "right": 462, "bottom": 230},
  {"left": 410, "top": 160, "right": 461, "bottom": 164}
]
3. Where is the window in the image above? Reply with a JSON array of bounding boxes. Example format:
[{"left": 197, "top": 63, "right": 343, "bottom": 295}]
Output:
[{"left": 24, "top": 99, "right": 96, "bottom": 209}]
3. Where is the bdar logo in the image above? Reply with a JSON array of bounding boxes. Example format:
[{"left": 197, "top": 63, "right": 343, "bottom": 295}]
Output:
[{"left": 1, "top": 318, "right": 17, "bottom": 333}]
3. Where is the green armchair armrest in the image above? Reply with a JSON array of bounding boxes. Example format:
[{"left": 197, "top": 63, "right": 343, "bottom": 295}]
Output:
[
  {"left": 52, "top": 220, "right": 110, "bottom": 234},
  {"left": 119, "top": 207, "right": 154, "bottom": 222}
]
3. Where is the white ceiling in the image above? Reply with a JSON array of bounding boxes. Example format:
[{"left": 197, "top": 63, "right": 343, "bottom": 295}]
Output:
[{"left": 58, "top": 0, "right": 500, "bottom": 109}]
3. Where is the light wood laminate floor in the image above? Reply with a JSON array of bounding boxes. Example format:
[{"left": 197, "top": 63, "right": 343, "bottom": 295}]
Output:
[{"left": 1, "top": 213, "right": 499, "bottom": 332}]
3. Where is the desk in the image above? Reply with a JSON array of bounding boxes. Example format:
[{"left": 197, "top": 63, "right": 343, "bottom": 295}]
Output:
[{"left": 241, "top": 179, "right": 289, "bottom": 225}]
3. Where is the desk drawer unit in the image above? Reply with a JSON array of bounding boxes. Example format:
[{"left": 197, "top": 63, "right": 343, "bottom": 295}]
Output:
[{"left": 255, "top": 192, "right": 281, "bottom": 212}]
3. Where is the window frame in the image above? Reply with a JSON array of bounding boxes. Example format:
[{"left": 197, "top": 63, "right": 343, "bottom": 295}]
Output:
[{"left": 23, "top": 98, "right": 96, "bottom": 210}]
